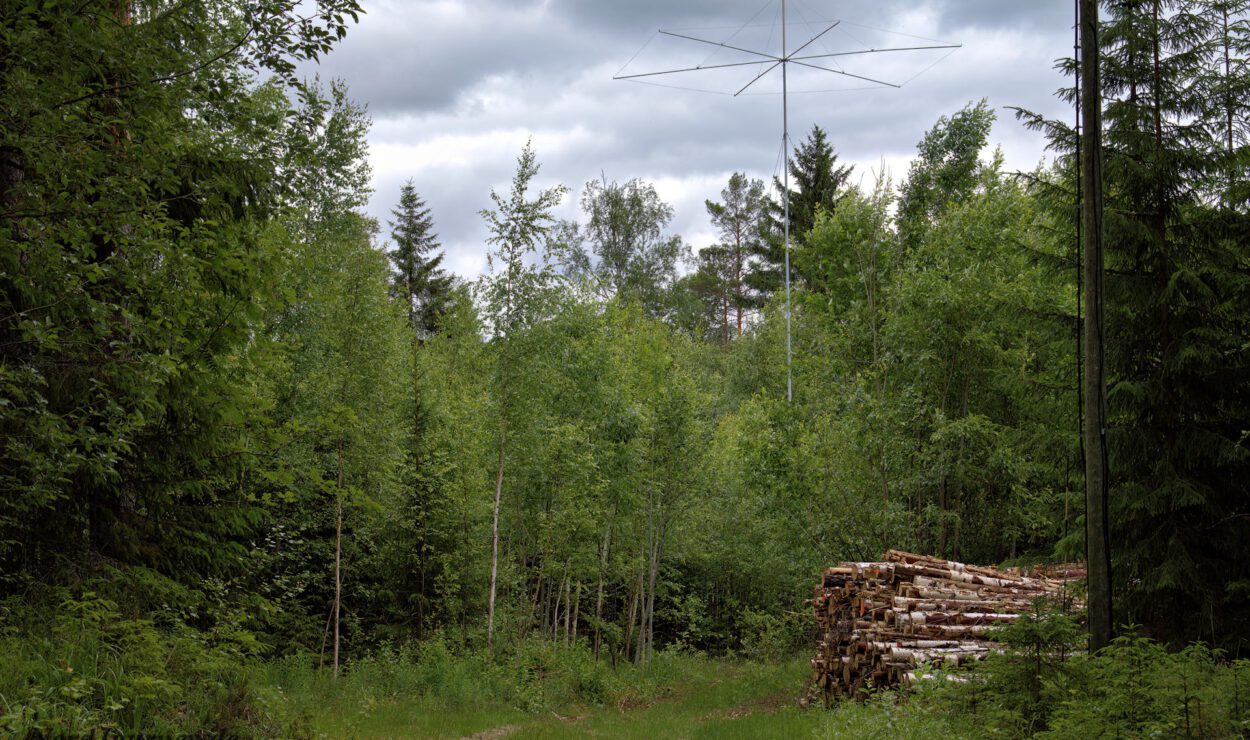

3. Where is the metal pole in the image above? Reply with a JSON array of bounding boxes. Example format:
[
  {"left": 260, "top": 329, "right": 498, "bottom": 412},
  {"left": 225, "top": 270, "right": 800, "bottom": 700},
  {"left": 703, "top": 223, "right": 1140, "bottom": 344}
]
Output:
[{"left": 782, "top": 0, "right": 793, "bottom": 404}]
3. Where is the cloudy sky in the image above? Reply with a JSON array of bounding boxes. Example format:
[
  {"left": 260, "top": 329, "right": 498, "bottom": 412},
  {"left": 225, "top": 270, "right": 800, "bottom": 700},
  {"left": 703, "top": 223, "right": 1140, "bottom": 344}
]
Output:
[{"left": 307, "top": 0, "right": 1077, "bottom": 279}]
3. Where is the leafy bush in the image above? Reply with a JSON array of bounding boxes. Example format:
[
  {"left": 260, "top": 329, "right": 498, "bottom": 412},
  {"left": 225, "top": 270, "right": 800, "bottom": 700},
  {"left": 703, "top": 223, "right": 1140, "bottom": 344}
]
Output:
[
  {"left": 897, "top": 608, "right": 1250, "bottom": 739},
  {"left": 1043, "top": 638, "right": 1249, "bottom": 739},
  {"left": 739, "top": 608, "right": 810, "bottom": 662},
  {"left": 0, "top": 578, "right": 294, "bottom": 737},
  {"left": 266, "top": 631, "right": 687, "bottom": 727}
]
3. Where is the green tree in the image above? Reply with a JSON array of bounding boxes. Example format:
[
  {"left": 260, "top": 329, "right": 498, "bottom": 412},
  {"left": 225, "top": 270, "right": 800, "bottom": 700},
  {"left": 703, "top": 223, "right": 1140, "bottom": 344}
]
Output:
[
  {"left": 705, "top": 172, "right": 770, "bottom": 335},
  {"left": 389, "top": 181, "right": 454, "bottom": 337},
  {"left": 252, "top": 79, "right": 412, "bottom": 672},
  {"left": 897, "top": 99, "right": 996, "bottom": 249},
  {"left": 478, "top": 140, "right": 567, "bottom": 649},
  {"left": 1095, "top": 0, "right": 1250, "bottom": 646},
  {"left": 682, "top": 246, "right": 737, "bottom": 344},
  {"left": 757, "top": 125, "right": 853, "bottom": 294},
  {"left": 0, "top": 0, "right": 359, "bottom": 585},
  {"left": 548, "top": 178, "right": 687, "bottom": 319}
]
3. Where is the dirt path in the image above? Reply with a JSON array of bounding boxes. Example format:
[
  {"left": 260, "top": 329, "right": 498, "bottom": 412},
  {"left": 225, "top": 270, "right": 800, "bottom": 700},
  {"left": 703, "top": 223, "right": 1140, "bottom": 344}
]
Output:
[
  {"left": 459, "top": 710, "right": 588, "bottom": 739},
  {"left": 458, "top": 674, "right": 800, "bottom": 739}
]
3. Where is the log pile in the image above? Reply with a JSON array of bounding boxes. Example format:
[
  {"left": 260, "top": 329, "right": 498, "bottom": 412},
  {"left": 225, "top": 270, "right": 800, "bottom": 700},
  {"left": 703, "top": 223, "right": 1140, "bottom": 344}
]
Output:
[{"left": 809, "top": 550, "right": 1084, "bottom": 701}]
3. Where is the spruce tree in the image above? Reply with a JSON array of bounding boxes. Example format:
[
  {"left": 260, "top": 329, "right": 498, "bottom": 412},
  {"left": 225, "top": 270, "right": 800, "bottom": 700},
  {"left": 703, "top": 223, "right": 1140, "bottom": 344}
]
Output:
[
  {"left": 1023, "top": 0, "right": 1250, "bottom": 646},
  {"left": 1096, "top": 0, "right": 1250, "bottom": 646},
  {"left": 754, "top": 125, "right": 853, "bottom": 295},
  {"left": 389, "top": 181, "right": 453, "bottom": 337},
  {"left": 775, "top": 125, "right": 854, "bottom": 240}
]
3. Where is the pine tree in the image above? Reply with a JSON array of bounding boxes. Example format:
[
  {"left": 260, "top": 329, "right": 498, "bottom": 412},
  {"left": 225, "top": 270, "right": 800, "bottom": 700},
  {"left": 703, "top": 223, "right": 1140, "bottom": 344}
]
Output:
[
  {"left": 706, "top": 172, "right": 769, "bottom": 335},
  {"left": 389, "top": 181, "right": 453, "bottom": 337},
  {"left": 687, "top": 245, "right": 736, "bottom": 344}
]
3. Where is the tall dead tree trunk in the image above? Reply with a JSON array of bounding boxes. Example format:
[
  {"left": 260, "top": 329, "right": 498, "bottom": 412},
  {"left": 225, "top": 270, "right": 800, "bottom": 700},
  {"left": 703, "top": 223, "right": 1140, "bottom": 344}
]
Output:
[{"left": 1080, "top": 0, "right": 1114, "bottom": 652}]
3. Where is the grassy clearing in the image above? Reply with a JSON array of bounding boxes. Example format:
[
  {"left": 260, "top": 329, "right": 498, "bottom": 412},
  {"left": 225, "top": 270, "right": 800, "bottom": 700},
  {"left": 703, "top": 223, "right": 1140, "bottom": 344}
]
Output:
[
  {"left": 272, "top": 653, "right": 971, "bottom": 740},
  {"left": 270, "top": 651, "right": 822, "bottom": 739}
]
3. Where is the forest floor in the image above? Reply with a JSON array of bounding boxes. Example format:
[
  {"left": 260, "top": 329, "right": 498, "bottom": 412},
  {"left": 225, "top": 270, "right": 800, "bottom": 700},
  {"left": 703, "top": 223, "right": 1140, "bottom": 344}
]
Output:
[{"left": 287, "top": 657, "right": 840, "bottom": 739}]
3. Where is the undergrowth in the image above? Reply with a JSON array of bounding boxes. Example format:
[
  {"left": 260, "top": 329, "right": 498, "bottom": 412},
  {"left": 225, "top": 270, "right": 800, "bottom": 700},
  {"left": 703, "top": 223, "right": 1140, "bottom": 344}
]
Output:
[
  {"left": 6, "top": 577, "right": 1249, "bottom": 739},
  {"left": 0, "top": 571, "right": 290, "bottom": 737}
]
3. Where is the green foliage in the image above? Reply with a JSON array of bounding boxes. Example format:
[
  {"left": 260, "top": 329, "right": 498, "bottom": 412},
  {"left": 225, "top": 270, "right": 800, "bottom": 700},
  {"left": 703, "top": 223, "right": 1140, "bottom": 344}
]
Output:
[
  {"left": 0, "top": 579, "right": 293, "bottom": 737},
  {"left": 6, "top": 2, "right": 1250, "bottom": 731},
  {"left": 696, "top": 172, "right": 772, "bottom": 339},
  {"left": 1041, "top": 638, "right": 1249, "bottom": 739},
  {"left": 388, "top": 180, "right": 454, "bottom": 337},
  {"left": 766, "top": 125, "right": 854, "bottom": 286},
  {"left": 549, "top": 177, "right": 689, "bottom": 320},
  {"left": 1018, "top": 0, "right": 1250, "bottom": 646},
  {"left": 479, "top": 140, "right": 568, "bottom": 338},
  {"left": 737, "top": 609, "right": 810, "bottom": 662},
  {"left": 895, "top": 608, "right": 1250, "bottom": 739},
  {"left": 267, "top": 635, "right": 673, "bottom": 720},
  {"left": 897, "top": 99, "right": 997, "bottom": 249},
  {"left": 0, "top": 0, "right": 361, "bottom": 581},
  {"left": 817, "top": 690, "right": 981, "bottom": 740}
]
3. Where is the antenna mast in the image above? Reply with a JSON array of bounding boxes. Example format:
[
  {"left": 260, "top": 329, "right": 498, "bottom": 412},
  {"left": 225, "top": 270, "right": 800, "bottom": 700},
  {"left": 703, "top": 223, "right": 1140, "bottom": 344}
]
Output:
[
  {"left": 782, "top": 0, "right": 793, "bottom": 403},
  {"left": 616, "top": 1, "right": 960, "bottom": 403}
]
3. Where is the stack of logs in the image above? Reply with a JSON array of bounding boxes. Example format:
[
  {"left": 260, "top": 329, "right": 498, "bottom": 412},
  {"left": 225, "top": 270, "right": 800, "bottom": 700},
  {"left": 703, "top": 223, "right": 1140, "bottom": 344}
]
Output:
[{"left": 810, "top": 550, "right": 1084, "bottom": 701}]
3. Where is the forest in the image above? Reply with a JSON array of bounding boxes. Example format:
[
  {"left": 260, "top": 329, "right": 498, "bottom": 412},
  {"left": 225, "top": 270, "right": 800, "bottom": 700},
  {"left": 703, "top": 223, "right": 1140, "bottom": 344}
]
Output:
[{"left": 2, "top": 1, "right": 1249, "bottom": 737}]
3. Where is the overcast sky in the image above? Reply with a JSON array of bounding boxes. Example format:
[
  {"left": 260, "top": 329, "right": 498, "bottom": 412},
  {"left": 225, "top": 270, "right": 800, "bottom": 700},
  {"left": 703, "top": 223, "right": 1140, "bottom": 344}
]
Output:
[{"left": 307, "top": 0, "right": 1077, "bottom": 279}]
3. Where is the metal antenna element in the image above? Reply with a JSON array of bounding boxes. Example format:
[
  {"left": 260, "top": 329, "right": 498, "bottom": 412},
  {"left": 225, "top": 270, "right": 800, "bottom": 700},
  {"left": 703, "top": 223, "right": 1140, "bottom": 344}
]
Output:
[{"left": 615, "top": 1, "right": 960, "bottom": 403}]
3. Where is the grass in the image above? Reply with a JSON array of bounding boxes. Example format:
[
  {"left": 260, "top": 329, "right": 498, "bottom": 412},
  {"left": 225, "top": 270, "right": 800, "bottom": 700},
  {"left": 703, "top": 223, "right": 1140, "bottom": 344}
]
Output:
[{"left": 269, "top": 653, "right": 969, "bottom": 739}]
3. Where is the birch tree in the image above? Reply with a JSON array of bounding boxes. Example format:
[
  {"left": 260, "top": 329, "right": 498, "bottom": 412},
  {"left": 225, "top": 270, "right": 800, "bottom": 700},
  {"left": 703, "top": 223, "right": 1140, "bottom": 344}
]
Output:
[{"left": 477, "top": 141, "right": 566, "bottom": 650}]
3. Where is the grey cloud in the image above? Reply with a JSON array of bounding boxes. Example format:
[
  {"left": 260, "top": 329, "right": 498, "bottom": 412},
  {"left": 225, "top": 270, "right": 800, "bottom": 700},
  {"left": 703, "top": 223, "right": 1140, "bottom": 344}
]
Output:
[
  {"left": 932, "top": 0, "right": 1073, "bottom": 34},
  {"left": 311, "top": 0, "right": 1075, "bottom": 279}
]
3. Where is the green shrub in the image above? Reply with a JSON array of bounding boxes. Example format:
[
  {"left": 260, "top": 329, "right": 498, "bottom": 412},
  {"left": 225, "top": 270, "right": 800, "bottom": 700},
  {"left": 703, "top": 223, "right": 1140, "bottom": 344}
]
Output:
[
  {"left": 894, "top": 610, "right": 1250, "bottom": 739},
  {"left": 739, "top": 608, "right": 809, "bottom": 662},
  {"left": 0, "top": 580, "right": 294, "bottom": 737},
  {"left": 1042, "top": 637, "right": 1249, "bottom": 739}
]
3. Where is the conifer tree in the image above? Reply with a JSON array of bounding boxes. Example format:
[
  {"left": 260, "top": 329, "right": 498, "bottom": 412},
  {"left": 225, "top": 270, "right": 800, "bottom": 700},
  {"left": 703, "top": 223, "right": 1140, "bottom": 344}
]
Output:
[
  {"left": 1021, "top": 0, "right": 1250, "bottom": 646},
  {"left": 756, "top": 125, "right": 853, "bottom": 294},
  {"left": 1095, "top": 0, "right": 1250, "bottom": 646},
  {"left": 389, "top": 181, "right": 453, "bottom": 337},
  {"left": 706, "top": 172, "right": 769, "bottom": 335}
]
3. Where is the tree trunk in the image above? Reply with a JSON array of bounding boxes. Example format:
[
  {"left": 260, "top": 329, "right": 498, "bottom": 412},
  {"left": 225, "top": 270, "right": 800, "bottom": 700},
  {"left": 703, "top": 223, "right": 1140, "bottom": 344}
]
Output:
[
  {"left": 334, "top": 440, "right": 344, "bottom": 678},
  {"left": 318, "top": 604, "right": 333, "bottom": 671},
  {"left": 594, "top": 525, "right": 611, "bottom": 660},
  {"left": 530, "top": 558, "right": 546, "bottom": 633},
  {"left": 627, "top": 560, "right": 642, "bottom": 664},
  {"left": 552, "top": 571, "right": 564, "bottom": 641},
  {"left": 645, "top": 534, "right": 660, "bottom": 668},
  {"left": 735, "top": 234, "right": 744, "bottom": 337},
  {"left": 563, "top": 567, "right": 572, "bottom": 645},
  {"left": 637, "top": 508, "right": 662, "bottom": 669},
  {"left": 1080, "top": 0, "right": 1114, "bottom": 652},
  {"left": 487, "top": 421, "right": 506, "bottom": 652}
]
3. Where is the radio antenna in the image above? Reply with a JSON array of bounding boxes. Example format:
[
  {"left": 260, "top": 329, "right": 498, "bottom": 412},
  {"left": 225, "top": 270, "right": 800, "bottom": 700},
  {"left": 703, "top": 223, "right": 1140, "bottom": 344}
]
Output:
[{"left": 615, "top": 0, "right": 960, "bottom": 403}]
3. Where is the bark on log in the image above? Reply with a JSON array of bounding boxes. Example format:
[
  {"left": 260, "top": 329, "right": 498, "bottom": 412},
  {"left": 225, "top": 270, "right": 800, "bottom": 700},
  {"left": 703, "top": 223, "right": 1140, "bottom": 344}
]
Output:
[{"left": 809, "top": 550, "right": 1084, "bottom": 703}]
